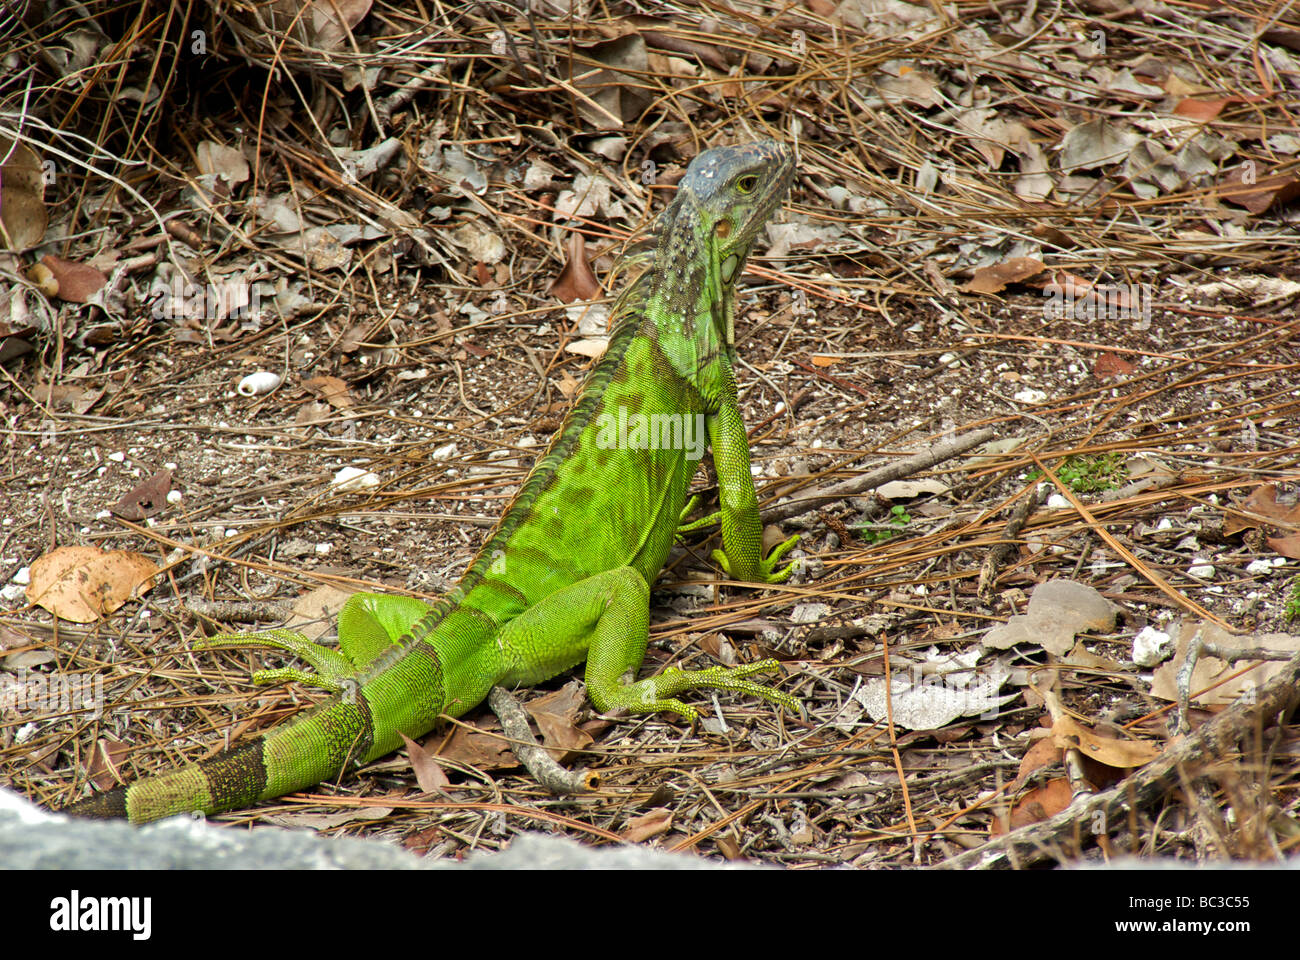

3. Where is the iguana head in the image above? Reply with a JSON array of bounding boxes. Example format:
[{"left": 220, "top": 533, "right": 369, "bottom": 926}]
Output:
[{"left": 649, "top": 139, "right": 794, "bottom": 349}]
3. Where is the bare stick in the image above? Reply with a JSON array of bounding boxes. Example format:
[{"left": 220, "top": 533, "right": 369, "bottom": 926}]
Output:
[
  {"left": 488, "top": 686, "right": 598, "bottom": 796},
  {"left": 762, "top": 427, "right": 996, "bottom": 525}
]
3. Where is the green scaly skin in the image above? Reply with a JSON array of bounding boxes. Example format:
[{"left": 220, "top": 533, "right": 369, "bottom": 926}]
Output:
[{"left": 63, "top": 140, "right": 801, "bottom": 823}]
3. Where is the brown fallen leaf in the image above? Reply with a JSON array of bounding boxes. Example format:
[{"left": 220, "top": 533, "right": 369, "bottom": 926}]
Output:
[
  {"left": 550, "top": 231, "right": 602, "bottom": 303},
  {"left": 1223, "top": 483, "right": 1300, "bottom": 538},
  {"left": 0, "top": 137, "right": 48, "bottom": 250},
  {"left": 400, "top": 732, "right": 451, "bottom": 794},
  {"left": 525, "top": 681, "right": 593, "bottom": 763},
  {"left": 1173, "top": 98, "right": 1230, "bottom": 122},
  {"left": 437, "top": 715, "right": 517, "bottom": 771},
  {"left": 1051, "top": 716, "right": 1163, "bottom": 768},
  {"left": 302, "top": 375, "right": 353, "bottom": 408},
  {"left": 992, "top": 778, "right": 1072, "bottom": 835},
  {"left": 961, "top": 257, "right": 1045, "bottom": 295},
  {"left": 622, "top": 807, "right": 673, "bottom": 843},
  {"left": 112, "top": 468, "right": 174, "bottom": 520},
  {"left": 1266, "top": 532, "right": 1300, "bottom": 560},
  {"left": 86, "top": 738, "right": 133, "bottom": 790},
  {"left": 41, "top": 254, "right": 107, "bottom": 303},
  {"left": 1008, "top": 734, "right": 1063, "bottom": 793},
  {"left": 27, "top": 546, "right": 158, "bottom": 623},
  {"left": 1218, "top": 166, "right": 1300, "bottom": 214},
  {"left": 1151, "top": 621, "right": 1300, "bottom": 706},
  {"left": 1093, "top": 352, "right": 1136, "bottom": 380}
]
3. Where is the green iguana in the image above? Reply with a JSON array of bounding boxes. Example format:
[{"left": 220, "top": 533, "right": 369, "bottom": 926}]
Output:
[{"left": 64, "top": 139, "right": 802, "bottom": 823}]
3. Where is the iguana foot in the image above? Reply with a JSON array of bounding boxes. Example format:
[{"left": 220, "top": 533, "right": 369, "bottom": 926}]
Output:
[
  {"left": 622, "top": 658, "right": 800, "bottom": 722},
  {"left": 675, "top": 495, "right": 720, "bottom": 536},
  {"left": 711, "top": 533, "right": 801, "bottom": 583}
]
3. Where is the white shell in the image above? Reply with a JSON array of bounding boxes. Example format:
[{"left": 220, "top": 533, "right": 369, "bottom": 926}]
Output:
[{"left": 237, "top": 371, "right": 282, "bottom": 397}]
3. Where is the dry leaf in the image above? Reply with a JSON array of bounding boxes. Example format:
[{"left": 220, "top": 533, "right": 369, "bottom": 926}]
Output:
[
  {"left": 0, "top": 138, "right": 48, "bottom": 250},
  {"left": 983, "top": 579, "right": 1118, "bottom": 656},
  {"left": 622, "top": 807, "right": 673, "bottom": 842},
  {"left": 41, "top": 255, "right": 107, "bottom": 303},
  {"left": 27, "top": 546, "right": 158, "bottom": 623},
  {"left": 564, "top": 338, "right": 608, "bottom": 359},
  {"left": 961, "top": 257, "right": 1045, "bottom": 295},
  {"left": 1218, "top": 167, "right": 1300, "bottom": 214},
  {"left": 1093, "top": 352, "right": 1136, "bottom": 380},
  {"left": 1151, "top": 621, "right": 1300, "bottom": 706},
  {"left": 1051, "top": 716, "right": 1162, "bottom": 768},
  {"left": 1223, "top": 483, "right": 1300, "bottom": 538},
  {"left": 437, "top": 715, "right": 517, "bottom": 771},
  {"left": 1008, "top": 734, "right": 1063, "bottom": 793},
  {"left": 86, "top": 738, "right": 132, "bottom": 790},
  {"left": 112, "top": 468, "right": 174, "bottom": 520},
  {"left": 196, "top": 140, "right": 250, "bottom": 185},
  {"left": 286, "top": 584, "right": 354, "bottom": 640},
  {"left": 993, "top": 778, "right": 1073, "bottom": 834},
  {"left": 525, "top": 681, "right": 594, "bottom": 762},
  {"left": 1173, "top": 98, "right": 1230, "bottom": 122},
  {"left": 400, "top": 732, "right": 451, "bottom": 794},
  {"left": 550, "top": 231, "right": 602, "bottom": 303},
  {"left": 302, "top": 375, "right": 353, "bottom": 408}
]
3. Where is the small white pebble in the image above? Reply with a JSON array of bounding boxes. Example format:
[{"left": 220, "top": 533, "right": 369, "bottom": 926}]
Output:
[
  {"left": 331, "top": 466, "right": 380, "bottom": 491},
  {"left": 1046, "top": 494, "right": 1070, "bottom": 509},
  {"left": 1132, "top": 625, "right": 1172, "bottom": 667},
  {"left": 108, "top": 451, "right": 126, "bottom": 462},
  {"left": 11, "top": 566, "right": 30, "bottom": 586},
  {"left": 1189, "top": 560, "right": 1215, "bottom": 578},
  {"left": 316, "top": 542, "right": 332, "bottom": 555},
  {"left": 1013, "top": 388, "right": 1047, "bottom": 404},
  {"left": 166, "top": 490, "right": 183, "bottom": 504}
]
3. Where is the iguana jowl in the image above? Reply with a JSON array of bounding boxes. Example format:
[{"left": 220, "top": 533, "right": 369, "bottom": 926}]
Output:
[{"left": 65, "top": 139, "right": 801, "bottom": 823}]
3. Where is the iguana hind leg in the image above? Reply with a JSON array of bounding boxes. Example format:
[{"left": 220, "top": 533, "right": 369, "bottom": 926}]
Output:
[{"left": 495, "top": 567, "right": 799, "bottom": 722}]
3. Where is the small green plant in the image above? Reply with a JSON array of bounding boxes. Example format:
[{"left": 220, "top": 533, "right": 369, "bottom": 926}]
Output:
[
  {"left": 1030, "top": 453, "right": 1128, "bottom": 494},
  {"left": 1285, "top": 576, "right": 1300, "bottom": 623},
  {"left": 855, "top": 504, "right": 912, "bottom": 544}
]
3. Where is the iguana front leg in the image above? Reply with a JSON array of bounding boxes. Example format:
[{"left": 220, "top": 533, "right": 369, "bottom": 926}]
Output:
[
  {"left": 683, "top": 396, "right": 799, "bottom": 584},
  {"left": 494, "top": 567, "right": 798, "bottom": 721}
]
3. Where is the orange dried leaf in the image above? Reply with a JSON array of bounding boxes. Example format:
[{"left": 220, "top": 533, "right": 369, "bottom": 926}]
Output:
[
  {"left": 1173, "top": 98, "right": 1229, "bottom": 122},
  {"left": 302, "top": 375, "right": 353, "bottom": 408},
  {"left": 1093, "top": 352, "right": 1136, "bottom": 380},
  {"left": 550, "top": 231, "right": 602, "bottom": 303},
  {"left": 961, "top": 257, "right": 1045, "bottom": 295},
  {"left": 622, "top": 807, "right": 673, "bottom": 842},
  {"left": 41, "top": 255, "right": 106, "bottom": 303},
  {"left": 27, "top": 546, "right": 158, "bottom": 623},
  {"left": 1052, "top": 716, "right": 1162, "bottom": 768},
  {"left": 992, "top": 778, "right": 1072, "bottom": 835}
]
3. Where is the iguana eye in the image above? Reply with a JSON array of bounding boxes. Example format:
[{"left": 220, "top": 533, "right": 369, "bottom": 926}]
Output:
[{"left": 737, "top": 174, "right": 759, "bottom": 193}]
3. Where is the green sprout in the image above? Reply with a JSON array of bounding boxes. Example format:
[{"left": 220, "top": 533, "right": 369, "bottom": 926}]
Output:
[
  {"left": 855, "top": 504, "right": 912, "bottom": 544},
  {"left": 1030, "top": 453, "right": 1128, "bottom": 494}
]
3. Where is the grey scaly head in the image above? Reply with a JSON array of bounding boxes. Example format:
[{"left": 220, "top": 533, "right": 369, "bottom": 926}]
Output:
[{"left": 647, "top": 139, "right": 795, "bottom": 368}]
